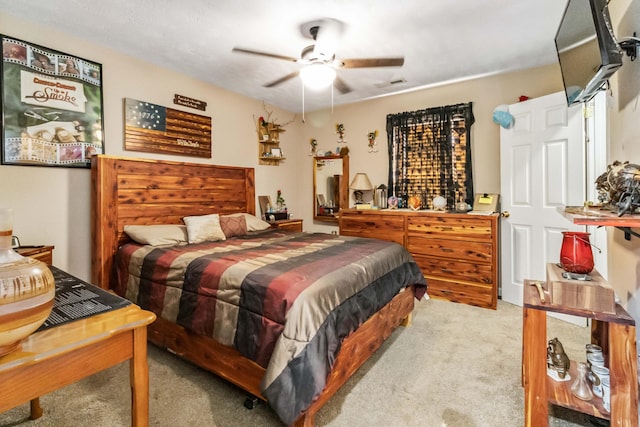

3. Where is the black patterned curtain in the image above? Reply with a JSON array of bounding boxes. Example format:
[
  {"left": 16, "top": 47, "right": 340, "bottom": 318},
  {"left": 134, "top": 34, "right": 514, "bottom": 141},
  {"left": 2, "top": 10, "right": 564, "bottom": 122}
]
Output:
[{"left": 386, "top": 102, "right": 474, "bottom": 209}]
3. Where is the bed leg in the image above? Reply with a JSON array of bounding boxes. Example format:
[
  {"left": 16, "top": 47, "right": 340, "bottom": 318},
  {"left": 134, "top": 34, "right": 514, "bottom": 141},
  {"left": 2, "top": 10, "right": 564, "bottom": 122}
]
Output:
[
  {"left": 292, "top": 412, "right": 315, "bottom": 427},
  {"left": 243, "top": 395, "right": 261, "bottom": 410},
  {"left": 401, "top": 312, "right": 413, "bottom": 327}
]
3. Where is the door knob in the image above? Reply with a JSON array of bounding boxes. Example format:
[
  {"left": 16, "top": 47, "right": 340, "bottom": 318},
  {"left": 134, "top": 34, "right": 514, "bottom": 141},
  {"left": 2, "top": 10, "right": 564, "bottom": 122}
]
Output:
[{"left": 501, "top": 211, "right": 510, "bottom": 218}]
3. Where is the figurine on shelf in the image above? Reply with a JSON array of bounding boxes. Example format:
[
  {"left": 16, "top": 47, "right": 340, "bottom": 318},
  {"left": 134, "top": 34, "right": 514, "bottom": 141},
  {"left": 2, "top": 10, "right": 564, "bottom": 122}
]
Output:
[
  {"left": 595, "top": 160, "right": 640, "bottom": 214},
  {"left": 547, "top": 337, "right": 571, "bottom": 381},
  {"left": 336, "top": 123, "right": 347, "bottom": 143},
  {"left": 367, "top": 130, "right": 378, "bottom": 153},
  {"left": 309, "top": 138, "right": 318, "bottom": 156}
]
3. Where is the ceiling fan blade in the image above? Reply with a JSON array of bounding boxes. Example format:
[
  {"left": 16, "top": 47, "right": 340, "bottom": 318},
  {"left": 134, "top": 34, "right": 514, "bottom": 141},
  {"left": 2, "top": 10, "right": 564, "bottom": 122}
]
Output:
[
  {"left": 334, "top": 76, "right": 352, "bottom": 94},
  {"left": 232, "top": 47, "right": 298, "bottom": 63},
  {"left": 264, "top": 71, "right": 300, "bottom": 88},
  {"left": 340, "top": 57, "right": 405, "bottom": 68}
]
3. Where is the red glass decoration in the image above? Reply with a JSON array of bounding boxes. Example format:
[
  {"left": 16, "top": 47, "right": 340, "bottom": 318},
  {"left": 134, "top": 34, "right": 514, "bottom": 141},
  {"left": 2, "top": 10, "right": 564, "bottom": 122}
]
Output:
[{"left": 560, "top": 231, "right": 594, "bottom": 274}]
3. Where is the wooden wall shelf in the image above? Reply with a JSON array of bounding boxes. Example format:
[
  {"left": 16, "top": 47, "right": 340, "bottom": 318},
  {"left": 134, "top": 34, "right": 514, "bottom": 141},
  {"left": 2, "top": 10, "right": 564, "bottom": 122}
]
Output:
[
  {"left": 559, "top": 206, "right": 640, "bottom": 240},
  {"left": 257, "top": 121, "right": 286, "bottom": 166}
]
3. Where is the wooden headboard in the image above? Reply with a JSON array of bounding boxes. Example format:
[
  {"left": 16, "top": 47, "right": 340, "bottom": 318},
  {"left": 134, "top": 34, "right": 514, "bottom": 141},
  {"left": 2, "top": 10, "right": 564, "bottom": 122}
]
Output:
[{"left": 91, "top": 155, "right": 255, "bottom": 289}]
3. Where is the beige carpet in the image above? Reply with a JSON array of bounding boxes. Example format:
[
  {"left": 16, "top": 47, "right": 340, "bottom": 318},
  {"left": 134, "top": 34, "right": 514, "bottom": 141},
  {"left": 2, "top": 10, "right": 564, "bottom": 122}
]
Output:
[{"left": 0, "top": 297, "right": 609, "bottom": 426}]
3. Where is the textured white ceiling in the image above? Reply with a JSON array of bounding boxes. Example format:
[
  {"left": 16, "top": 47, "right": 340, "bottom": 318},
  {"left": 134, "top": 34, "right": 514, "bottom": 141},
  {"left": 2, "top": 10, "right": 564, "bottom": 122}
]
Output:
[{"left": 0, "top": 0, "right": 569, "bottom": 113}]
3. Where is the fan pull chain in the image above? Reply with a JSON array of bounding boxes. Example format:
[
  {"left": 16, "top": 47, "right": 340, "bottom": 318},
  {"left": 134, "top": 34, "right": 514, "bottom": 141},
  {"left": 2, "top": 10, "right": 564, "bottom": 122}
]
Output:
[
  {"left": 302, "top": 81, "right": 306, "bottom": 123},
  {"left": 331, "top": 83, "right": 334, "bottom": 115}
]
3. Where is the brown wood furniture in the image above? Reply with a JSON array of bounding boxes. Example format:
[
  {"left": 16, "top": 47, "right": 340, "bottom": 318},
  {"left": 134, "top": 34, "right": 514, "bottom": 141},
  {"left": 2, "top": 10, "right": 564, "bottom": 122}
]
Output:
[
  {"left": 340, "top": 209, "right": 499, "bottom": 309},
  {"left": 269, "top": 218, "right": 303, "bottom": 232},
  {"left": 257, "top": 119, "right": 286, "bottom": 165},
  {"left": 522, "top": 274, "right": 638, "bottom": 427},
  {"left": 0, "top": 303, "right": 156, "bottom": 426},
  {"left": 91, "top": 155, "right": 417, "bottom": 426},
  {"left": 16, "top": 245, "right": 54, "bottom": 265},
  {"left": 560, "top": 205, "right": 640, "bottom": 240}
]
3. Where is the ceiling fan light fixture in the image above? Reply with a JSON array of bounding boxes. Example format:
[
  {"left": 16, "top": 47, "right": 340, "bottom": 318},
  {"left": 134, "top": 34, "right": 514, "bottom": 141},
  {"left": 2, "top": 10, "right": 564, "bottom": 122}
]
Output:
[{"left": 300, "top": 63, "right": 336, "bottom": 90}]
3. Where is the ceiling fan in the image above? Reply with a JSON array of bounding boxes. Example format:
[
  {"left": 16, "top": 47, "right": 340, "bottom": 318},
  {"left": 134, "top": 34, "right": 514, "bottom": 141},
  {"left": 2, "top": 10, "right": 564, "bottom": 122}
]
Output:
[{"left": 232, "top": 18, "right": 404, "bottom": 94}]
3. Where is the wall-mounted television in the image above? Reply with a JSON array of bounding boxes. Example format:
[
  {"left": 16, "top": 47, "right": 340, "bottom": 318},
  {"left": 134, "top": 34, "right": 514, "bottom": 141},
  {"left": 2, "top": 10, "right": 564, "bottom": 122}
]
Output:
[{"left": 555, "top": 0, "right": 623, "bottom": 106}]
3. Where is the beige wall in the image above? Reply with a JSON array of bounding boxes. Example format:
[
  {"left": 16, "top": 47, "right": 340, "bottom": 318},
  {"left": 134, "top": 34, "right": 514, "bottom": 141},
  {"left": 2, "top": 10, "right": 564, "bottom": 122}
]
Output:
[
  {"left": 11, "top": 4, "right": 640, "bottom": 340},
  {"left": 608, "top": 0, "right": 640, "bottom": 348},
  {"left": 0, "top": 11, "right": 302, "bottom": 280},
  {"left": 299, "top": 65, "right": 563, "bottom": 234}
]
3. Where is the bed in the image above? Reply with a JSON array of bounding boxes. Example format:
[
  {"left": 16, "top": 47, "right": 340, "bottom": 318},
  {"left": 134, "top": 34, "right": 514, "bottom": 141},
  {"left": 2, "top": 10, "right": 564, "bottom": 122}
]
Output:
[{"left": 91, "top": 155, "right": 427, "bottom": 426}]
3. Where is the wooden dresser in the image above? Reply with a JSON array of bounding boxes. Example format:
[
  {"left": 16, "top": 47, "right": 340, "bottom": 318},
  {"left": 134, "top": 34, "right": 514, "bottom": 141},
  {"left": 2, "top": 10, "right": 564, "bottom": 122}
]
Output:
[
  {"left": 16, "top": 245, "right": 54, "bottom": 265},
  {"left": 339, "top": 209, "right": 499, "bottom": 309}
]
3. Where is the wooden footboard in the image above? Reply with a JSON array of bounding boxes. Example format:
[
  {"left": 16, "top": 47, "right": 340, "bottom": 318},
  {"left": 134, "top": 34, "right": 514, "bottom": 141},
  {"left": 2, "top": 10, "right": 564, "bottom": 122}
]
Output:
[
  {"left": 294, "top": 285, "right": 415, "bottom": 426},
  {"left": 146, "top": 285, "right": 415, "bottom": 427}
]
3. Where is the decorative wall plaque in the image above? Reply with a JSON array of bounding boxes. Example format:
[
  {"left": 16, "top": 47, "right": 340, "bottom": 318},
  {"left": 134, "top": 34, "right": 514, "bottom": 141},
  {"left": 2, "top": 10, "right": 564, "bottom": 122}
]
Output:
[
  {"left": 173, "top": 94, "right": 207, "bottom": 111},
  {"left": 124, "top": 98, "right": 212, "bottom": 158}
]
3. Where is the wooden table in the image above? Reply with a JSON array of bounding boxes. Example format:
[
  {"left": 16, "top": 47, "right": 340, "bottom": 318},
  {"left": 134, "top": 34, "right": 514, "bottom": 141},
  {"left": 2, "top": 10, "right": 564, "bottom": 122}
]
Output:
[
  {"left": 0, "top": 304, "right": 156, "bottom": 426},
  {"left": 522, "top": 279, "right": 638, "bottom": 427}
]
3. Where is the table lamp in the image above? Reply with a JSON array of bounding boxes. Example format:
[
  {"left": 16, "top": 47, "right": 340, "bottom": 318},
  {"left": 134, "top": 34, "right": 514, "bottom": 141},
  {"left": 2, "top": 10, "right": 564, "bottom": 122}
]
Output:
[{"left": 349, "top": 173, "right": 373, "bottom": 205}]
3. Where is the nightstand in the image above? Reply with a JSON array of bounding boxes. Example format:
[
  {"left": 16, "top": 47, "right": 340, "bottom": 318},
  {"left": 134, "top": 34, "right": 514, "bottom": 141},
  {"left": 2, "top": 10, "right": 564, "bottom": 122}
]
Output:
[
  {"left": 270, "top": 219, "right": 303, "bottom": 232},
  {"left": 15, "top": 245, "right": 54, "bottom": 265}
]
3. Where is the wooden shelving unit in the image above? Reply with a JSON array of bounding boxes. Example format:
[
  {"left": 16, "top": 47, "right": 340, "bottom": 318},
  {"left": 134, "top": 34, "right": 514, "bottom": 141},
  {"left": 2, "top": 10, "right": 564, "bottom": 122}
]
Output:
[
  {"left": 559, "top": 205, "right": 640, "bottom": 240},
  {"left": 522, "top": 271, "right": 638, "bottom": 427},
  {"left": 257, "top": 121, "right": 286, "bottom": 166}
]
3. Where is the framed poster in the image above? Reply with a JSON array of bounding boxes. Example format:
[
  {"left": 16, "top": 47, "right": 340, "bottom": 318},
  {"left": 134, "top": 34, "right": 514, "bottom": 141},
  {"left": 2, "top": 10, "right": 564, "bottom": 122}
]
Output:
[{"left": 1, "top": 35, "right": 104, "bottom": 168}]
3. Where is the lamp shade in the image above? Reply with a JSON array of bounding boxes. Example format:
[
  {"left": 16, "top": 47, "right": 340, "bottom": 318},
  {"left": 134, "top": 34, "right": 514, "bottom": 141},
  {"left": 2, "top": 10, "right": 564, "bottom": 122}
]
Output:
[
  {"left": 300, "top": 63, "right": 336, "bottom": 90},
  {"left": 349, "top": 173, "right": 373, "bottom": 191}
]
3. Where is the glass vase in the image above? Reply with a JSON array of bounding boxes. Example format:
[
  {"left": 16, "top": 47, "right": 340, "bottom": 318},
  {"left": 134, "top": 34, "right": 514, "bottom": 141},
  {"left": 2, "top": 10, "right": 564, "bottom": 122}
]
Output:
[
  {"left": 560, "top": 231, "right": 594, "bottom": 274},
  {"left": 570, "top": 362, "right": 594, "bottom": 401},
  {"left": 0, "top": 208, "right": 55, "bottom": 357}
]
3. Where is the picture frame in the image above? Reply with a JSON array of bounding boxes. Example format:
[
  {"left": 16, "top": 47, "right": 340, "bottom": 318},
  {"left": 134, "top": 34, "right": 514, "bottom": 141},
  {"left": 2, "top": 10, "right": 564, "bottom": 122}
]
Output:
[
  {"left": 271, "top": 148, "right": 282, "bottom": 158},
  {"left": 258, "top": 195, "right": 272, "bottom": 220},
  {"left": 1, "top": 35, "right": 104, "bottom": 168}
]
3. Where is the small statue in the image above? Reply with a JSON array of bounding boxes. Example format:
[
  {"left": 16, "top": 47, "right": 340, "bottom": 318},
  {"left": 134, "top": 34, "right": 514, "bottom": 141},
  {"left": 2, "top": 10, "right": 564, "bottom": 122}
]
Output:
[
  {"left": 595, "top": 160, "right": 640, "bottom": 214},
  {"left": 547, "top": 337, "right": 571, "bottom": 380}
]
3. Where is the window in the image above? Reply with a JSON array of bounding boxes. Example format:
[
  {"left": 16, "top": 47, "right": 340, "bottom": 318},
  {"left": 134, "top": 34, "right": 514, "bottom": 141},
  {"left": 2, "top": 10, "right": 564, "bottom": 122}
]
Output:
[{"left": 386, "top": 102, "right": 474, "bottom": 209}]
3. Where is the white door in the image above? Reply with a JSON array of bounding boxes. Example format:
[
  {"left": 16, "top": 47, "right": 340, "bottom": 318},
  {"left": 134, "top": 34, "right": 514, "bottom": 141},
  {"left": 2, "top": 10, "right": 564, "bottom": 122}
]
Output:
[
  {"left": 585, "top": 92, "right": 608, "bottom": 279},
  {"left": 500, "top": 92, "right": 587, "bottom": 311}
]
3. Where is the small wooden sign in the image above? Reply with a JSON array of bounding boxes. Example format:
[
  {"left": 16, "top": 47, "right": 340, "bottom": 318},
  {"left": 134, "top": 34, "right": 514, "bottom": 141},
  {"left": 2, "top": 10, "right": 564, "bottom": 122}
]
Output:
[
  {"left": 173, "top": 94, "right": 207, "bottom": 111},
  {"left": 124, "top": 98, "right": 211, "bottom": 158}
]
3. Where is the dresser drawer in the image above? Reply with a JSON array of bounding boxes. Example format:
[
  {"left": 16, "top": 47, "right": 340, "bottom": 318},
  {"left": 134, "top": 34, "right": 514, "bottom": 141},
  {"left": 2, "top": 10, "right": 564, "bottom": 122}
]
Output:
[
  {"left": 408, "top": 215, "right": 493, "bottom": 240},
  {"left": 426, "top": 277, "right": 495, "bottom": 309},
  {"left": 339, "top": 213, "right": 404, "bottom": 245},
  {"left": 407, "top": 235, "right": 493, "bottom": 263},
  {"left": 413, "top": 254, "right": 494, "bottom": 285}
]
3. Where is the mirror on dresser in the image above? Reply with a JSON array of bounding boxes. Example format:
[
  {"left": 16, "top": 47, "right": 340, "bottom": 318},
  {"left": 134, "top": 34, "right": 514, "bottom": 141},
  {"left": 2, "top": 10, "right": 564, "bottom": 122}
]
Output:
[{"left": 313, "top": 154, "right": 349, "bottom": 223}]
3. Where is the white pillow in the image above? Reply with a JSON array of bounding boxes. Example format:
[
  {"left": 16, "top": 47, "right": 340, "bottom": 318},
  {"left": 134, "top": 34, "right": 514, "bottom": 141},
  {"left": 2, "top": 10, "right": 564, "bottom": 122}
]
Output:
[
  {"left": 224, "top": 213, "right": 271, "bottom": 231},
  {"left": 183, "top": 214, "right": 227, "bottom": 244},
  {"left": 123, "top": 225, "right": 188, "bottom": 246}
]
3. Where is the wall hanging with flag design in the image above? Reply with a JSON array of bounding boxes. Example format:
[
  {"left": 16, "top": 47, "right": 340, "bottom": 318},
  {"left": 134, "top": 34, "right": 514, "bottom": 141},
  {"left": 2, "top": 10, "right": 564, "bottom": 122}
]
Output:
[{"left": 124, "top": 97, "right": 211, "bottom": 158}]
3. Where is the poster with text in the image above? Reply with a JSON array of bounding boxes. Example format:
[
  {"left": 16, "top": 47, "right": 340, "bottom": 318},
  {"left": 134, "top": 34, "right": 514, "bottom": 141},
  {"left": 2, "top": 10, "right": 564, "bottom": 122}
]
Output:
[{"left": 1, "top": 35, "right": 104, "bottom": 168}]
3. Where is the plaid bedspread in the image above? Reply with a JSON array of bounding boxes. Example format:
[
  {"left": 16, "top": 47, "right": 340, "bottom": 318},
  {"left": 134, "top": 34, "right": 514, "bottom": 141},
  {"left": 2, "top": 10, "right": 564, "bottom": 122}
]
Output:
[{"left": 112, "top": 230, "right": 426, "bottom": 425}]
